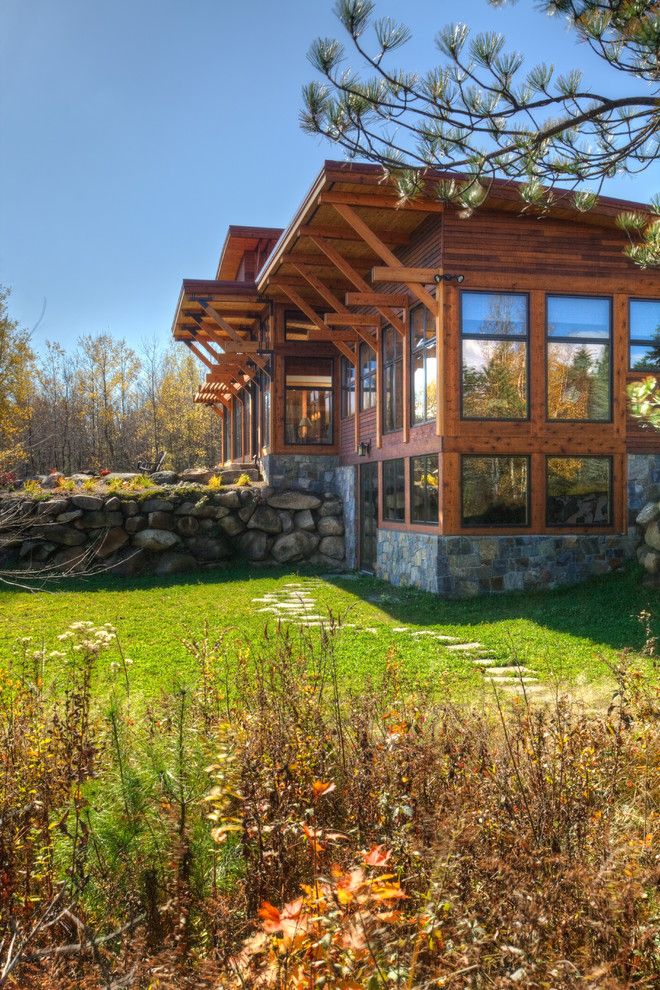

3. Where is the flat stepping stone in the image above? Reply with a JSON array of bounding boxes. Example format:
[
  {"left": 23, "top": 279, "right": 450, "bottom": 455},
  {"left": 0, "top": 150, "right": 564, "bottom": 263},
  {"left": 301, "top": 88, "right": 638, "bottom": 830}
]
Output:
[
  {"left": 393, "top": 626, "right": 409, "bottom": 632},
  {"left": 446, "top": 642, "right": 484, "bottom": 651},
  {"left": 411, "top": 630, "right": 438, "bottom": 637},
  {"left": 434, "top": 635, "right": 459, "bottom": 642}
]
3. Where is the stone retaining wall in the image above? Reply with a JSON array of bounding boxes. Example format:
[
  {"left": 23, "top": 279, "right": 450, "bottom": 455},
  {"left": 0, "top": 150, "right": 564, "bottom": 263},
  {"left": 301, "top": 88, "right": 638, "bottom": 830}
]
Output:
[
  {"left": 0, "top": 486, "right": 346, "bottom": 577},
  {"left": 635, "top": 499, "right": 660, "bottom": 586},
  {"left": 377, "top": 530, "right": 637, "bottom": 598}
]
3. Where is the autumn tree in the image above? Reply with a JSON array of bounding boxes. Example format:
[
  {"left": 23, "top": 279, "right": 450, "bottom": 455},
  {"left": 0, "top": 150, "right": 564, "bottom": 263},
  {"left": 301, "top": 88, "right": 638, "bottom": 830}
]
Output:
[
  {"left": 0, "top": 288, "right": 34, "bottom": 469},
  {"left": 302, "top": 0, "right": 659, "bottom": 265}
]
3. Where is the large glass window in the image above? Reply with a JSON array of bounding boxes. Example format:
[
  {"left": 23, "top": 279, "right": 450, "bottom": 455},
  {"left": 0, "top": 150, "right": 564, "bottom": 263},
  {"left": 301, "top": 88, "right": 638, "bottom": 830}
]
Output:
[
  {"left": 546, "top": 456, "right": 612, "bottom": 527},
  {"left": 547, "top": 295, "right": 611, "bottom": 421},
  {"left": 630, "top": 299, "right": 660, "bottom": 371},
  {"left": 232, "top": 400, "right": 243, "bottom": 461},
  {"left": 461, "top": 291, "right": 528, "bottom": 419},
  {"left": 341, "top": 357, "right": 356, "bottom": 418},
  {"left": 410, "top": 454, "right": 439, "bottom": 524},
  {"left": 360, "top": 343, "right": 377, "bottom": 411},
  {"left": 382, "top": 325, "right": 403, "bottom": 432},
  {"left": 411, "top": 307, "right": 436, "bottom": 424},
  {"left": 462, "top": 456, "right": 529, "bottom": 527},
  {"left": 284, "top": 358, "right": 333, "bottom": 445},
  {"left": 382, "top": 458, "right": 405, "bottom": 522}
]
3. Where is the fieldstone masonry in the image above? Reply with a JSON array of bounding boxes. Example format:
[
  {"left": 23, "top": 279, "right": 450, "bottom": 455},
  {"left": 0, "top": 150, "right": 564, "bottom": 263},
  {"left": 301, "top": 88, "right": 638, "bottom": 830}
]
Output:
[
  {"left": 0, "top": 485, "right": 346, "bottom": 577},
  {"left": 260, "top": 454, "right": 340, "bottom": 494},
  {"left": 628, "top": 453, "right": 660, "bottom": 525}
]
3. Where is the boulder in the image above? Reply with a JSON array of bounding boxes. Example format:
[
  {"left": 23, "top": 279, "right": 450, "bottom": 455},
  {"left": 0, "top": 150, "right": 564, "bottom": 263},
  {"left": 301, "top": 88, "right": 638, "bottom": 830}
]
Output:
[
  {"left": 238, "top": 495, "right": 258, "bottom": 523},
  {"left": 133, "top": 528, "right": 180, "bottom": 552},
  {"left": 42, "top": 473, "right": 65, "bottom": 489},
  {"left": 77, "top": 510, "right": 124, "bottom": 529},
  {"left": 71, "top": 494, "right": 103, "bottom": 511},
  {"left": 155, "top": 552, "right": 197, "bottom": 576},
  {"left": 104, "top": 496, "right": 122, "bottom": 512},
  {"left": 319, "top": 535, "right": 345, "bottom": 560},
  {"left": 151, "top": 470, "right": 179, "bottom": 485},
  {"left": 106, "top": 547, "right": 147, "bottom": 577},
  {"left": 293, "top": 509, "right": 315, "bottom": 531},
  {"left": 19, "top": 541, "right": 56, "bottom": 562},
  {"left": 185, "top": 536, "right": 231, "bottom": 561},
  {"left": 148, "top": 510, "right": 175, "bottom": 530},
  {"left": 191, "top": 499, "right": 217, "bottom": 519},
  {"left": 125, "top": 516, "right": 147, "bottom": 535},
  {"left": 122, "top": 500, "right": 140, "bottom": 517},
  {"left": 271, "top": 530, "right": 319, "bottom": 563},
  {"left": 317, "top": 497, "right": 343, "bottom": 517},
  {"left": 268, "top": 491, "right": 321, "bottom": 511},
  {"left": 56, "top": 510, "right": 83, "bottom": 524},
  {"left": 247, "top": 505, "right": 282, "bottom": 534},
  {"left": 176, "top": 515, "right": 199, "bottom": 538},
  {"left": 277, "top": 510, "right": 294, "bottom": 535},
  {"left": 142, "top": 497, "right": 173, "bottom": 513},
  {"left": 637, "top": 501, "right": 660, "bottom": 527},
  {"left": 637, "top": 544, "right": 660, "bottom": 574},
  {"left": 174, "top": 501, "right": 196, "bottom": 515},
  {"left": 237, "top": 529, "right": 271, "bottom": 562},
  {"left": 37, "top": 498, "right": 69, "bottom": 516},
  {"left": 213, "top": 505, "right": 231, "bottom": 519},
  {"left": 69, "top": 473, "right": 95, "bottom": 484},
  {"left": 37, "top": 524, "right": 86, "bottom": 546},
  {"left": 318, "top": 516, "right": 344, "bottom": 537},
  {"left": 94, "top": 527, "right": 129, "bottom": 559},
  {"left": 645, "top": 520, "right": 660, "bottom": 552},
  {"left": 49, "top": 546, "right": 89, "bottom": 571},
  {"left": 214, "top": 490, "right": 241, "bottom": 509},
  {"left": 219, "top": 514, "right": 245, "bottom": 537},
  {"left": 179, "top": 467, "right": 213, "bottom": 485}
]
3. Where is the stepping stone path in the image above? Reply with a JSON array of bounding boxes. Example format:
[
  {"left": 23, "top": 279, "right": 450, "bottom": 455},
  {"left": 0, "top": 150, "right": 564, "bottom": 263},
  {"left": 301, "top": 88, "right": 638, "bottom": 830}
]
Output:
[{"left": 251, "top": 579, "right": 548, "bottom": 700}]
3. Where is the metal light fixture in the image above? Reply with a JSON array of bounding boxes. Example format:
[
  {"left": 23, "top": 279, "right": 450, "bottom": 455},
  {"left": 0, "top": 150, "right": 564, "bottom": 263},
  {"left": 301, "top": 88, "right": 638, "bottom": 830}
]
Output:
[
  {"left": 433, "top": 272, "right": 465, "bottom": 284},
  {"left": 358, "top": 440, "right": 371, "bottom": 457}
]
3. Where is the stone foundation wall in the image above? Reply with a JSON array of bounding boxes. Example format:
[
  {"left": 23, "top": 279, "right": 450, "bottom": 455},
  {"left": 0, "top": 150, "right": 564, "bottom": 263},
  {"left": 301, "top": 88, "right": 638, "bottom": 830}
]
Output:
[
  {"left": 0, "top": 486, "right": 346, "bottom": 577},
  {"left": 334, "top": 465, "right": 357, "bottom": 570},
  {"left": 260, "top": 454, "right": 340, "bottom": 494},
  {"left": 377, "top": 529, "right": 637, "bottom": 598}
]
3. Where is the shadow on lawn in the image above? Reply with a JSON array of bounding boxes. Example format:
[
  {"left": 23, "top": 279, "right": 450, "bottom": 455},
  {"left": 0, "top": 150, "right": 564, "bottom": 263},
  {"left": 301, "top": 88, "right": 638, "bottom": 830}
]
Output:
[{"left": 1, "top": 560, "right": 657, "bottom": 655}]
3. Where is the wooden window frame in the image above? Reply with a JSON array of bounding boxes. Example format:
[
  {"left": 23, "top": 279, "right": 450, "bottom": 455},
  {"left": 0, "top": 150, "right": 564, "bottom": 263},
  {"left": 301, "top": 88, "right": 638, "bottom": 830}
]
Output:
[
  {"left": 545, "top": 293, "right": 613, "bottom": 424},
  {"left": 284, "top": 357, "right": 335, "bottom": 447},
  {"left": 628, "top": 297, "right": 660, "bottom": 373},
  {"left": 460, "top": 454, "right": 531, "bottom": 530},
  {"left": 341, "top": 356, "right": 356, "bottom": 419},
  {"left": 545, "top": 454, "right": 613, "bottom": 529},
  {"left": 382, "top": 324, "right": 404, "bottom": 434},
  {"left": 410, "top": 305, "right": 436, "bottom": 427},
  {"left": 359, "top": 342, "right": 377, "bottom": 412},
  {"left": 382, "top": 457, "right": 406, "bottom": 523},
  {"left": 410, "top": 453, "right": 440, "bottom": 525},
  {"left": 459, "top": 289, "right": 530, "bottom": 422}
]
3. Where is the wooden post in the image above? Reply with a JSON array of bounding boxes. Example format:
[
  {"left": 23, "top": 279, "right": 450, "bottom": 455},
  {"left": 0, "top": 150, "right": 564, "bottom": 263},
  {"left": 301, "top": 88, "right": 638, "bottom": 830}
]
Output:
[
  {"left": 375, "top": 328, "right": 382, "bottom": 450},
  {"left": 435, "top": 282, "right": 444, "bottom": 437}
]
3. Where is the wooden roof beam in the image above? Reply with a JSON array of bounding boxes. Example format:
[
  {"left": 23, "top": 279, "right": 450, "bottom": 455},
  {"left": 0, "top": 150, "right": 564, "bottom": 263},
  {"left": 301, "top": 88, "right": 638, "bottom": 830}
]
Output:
[
  {"left": 298, "top": 224, "right": 410, "bottom": 245},
  {"left": 276, "top": 284, "right": 365, "bottom": 344},
  {"left": 345, "top": 291, "right": 408, "bottom": 307},
  {"left": 331, "top": 203, "right": 437, "bottom": 315},
  {"left": 291, "top": 264, "right": 376, "bottom": 346},
  {"left": 308, "top": 235, "right": 406, "bottom": 335},
  {"left": 319, "top": 189, "right": 444, "bottom": 213}
]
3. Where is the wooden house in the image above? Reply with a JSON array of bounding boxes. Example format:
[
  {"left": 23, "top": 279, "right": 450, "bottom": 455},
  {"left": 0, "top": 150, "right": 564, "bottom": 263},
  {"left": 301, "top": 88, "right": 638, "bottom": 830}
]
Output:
[{"left": 171, "top": 162, "right": 660, "bottom": 595}]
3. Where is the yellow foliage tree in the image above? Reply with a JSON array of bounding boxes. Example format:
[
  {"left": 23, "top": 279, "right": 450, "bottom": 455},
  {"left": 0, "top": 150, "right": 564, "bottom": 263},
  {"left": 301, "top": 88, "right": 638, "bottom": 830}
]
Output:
[{"left": 0, "top": 288, "right": 34, "bottom": 469}]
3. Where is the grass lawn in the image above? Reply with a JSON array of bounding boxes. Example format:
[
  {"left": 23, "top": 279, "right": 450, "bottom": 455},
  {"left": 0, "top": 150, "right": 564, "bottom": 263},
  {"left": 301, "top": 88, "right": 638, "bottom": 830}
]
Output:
[{"left": 0, "top": 563, "right": 657, "bottom": 700}]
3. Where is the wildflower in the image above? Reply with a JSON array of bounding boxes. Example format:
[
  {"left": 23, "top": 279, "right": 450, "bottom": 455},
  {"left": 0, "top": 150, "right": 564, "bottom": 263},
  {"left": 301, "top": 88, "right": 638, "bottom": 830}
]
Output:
[
  {"left": 48, "top": 651, "right": 66, "bottom": 659},
  {"left": 20, "top": 637, "right": 33, "bottom": 645}
]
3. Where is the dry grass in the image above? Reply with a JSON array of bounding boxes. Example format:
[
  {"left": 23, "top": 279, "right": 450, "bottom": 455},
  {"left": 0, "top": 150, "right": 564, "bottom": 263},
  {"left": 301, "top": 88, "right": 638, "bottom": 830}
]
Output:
[{"left": 0, "top": 620, "right": 658, "bottom": 989}]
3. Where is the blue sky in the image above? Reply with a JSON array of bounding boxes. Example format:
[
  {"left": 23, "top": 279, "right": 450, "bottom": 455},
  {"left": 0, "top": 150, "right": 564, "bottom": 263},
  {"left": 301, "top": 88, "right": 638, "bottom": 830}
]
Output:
[{"left": 1, "top": 0, "right": 658, "bottom": 352}]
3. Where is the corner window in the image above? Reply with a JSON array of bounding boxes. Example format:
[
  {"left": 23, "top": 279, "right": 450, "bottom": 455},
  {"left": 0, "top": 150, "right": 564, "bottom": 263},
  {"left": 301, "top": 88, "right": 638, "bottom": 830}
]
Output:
[
  {"left": 341, "top": 357, "right": 356, "bottom": 418},
  {"left": 382, "top": 325, "right": 403, "bottom": 433},
  {"left": 284, "top": 358, "right": 333, "bottom": 445},
  {"left": 411, "top": 307, "right": 436, "bottom": 425},
  {"left": 359, "top": 343, "right": 377, "bottom": 412},
  {"left": 461, "top": 291, "right": 528, "bottom": 419},
  {"left": 382, "top": 458, "right": 405, "bottom": 522},
  {"left": 547, "top": 295, "right": 611, "bottom": 421},
  {"left": 410, "top": 454, "right": 439, "bottom": 524},
  {"left": 629, "top": 299, "right": 660, "bottom": 371},
  {"left": 461, "top": 455, "right": 529, "bottom": 527},
  {"left": 546, "top": 456, "right": 612, "bottom": 527}
]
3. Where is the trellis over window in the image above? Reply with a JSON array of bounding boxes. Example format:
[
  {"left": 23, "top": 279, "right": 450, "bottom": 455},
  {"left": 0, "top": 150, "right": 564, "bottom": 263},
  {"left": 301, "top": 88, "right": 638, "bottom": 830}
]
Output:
[
  {"left": 410, "top": 306, "right": 436, "bottom": 426},
  {"left": 547, "top": 295, "right": 612, "bottom": 422},
  {"left": 629, "top": 299, "right": 660, "bottom": 372},
  {"left": 382, "top": 324, "right": 403, "bottom": 433},
  {"left": 284, "top": 358, "right": 334, "bottom": 446},
  {"left": 460, "top": 291, "right": 529, "bottom": 421}
]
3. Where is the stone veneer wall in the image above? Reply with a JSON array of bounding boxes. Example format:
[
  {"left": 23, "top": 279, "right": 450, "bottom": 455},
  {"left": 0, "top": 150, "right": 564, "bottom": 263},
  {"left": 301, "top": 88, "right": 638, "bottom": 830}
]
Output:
[
  {"left": 0, "top": 486, "right": 346, "bottom": 577},
  {"left": 260, "top": 454, "right": 340, "bottom": 494},
  {"left": 377, "top": 530, "right": 637, "bottom": 598},
  {"left": 334, "top": 465, "right": 357, "bottom": 570}
]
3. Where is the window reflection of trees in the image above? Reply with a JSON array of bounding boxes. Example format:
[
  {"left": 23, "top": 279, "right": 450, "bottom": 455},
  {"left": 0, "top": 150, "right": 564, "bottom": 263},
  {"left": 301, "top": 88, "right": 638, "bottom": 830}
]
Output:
[{"left": 461, "top": 294, "right": 528, "bottom": 420}]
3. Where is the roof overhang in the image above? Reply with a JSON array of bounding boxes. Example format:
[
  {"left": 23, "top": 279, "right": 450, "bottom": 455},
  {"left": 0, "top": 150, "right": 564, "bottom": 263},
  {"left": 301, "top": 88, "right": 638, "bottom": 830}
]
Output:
[{"left": 216, "top": 225, "right": 283, "bottom": 281}]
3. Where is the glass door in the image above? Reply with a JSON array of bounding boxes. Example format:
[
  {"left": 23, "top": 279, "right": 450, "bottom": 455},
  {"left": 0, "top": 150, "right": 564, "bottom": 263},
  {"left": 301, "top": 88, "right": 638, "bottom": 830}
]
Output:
[{"left": 359, "top": 462, "right": 379, "bottom": 573}]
